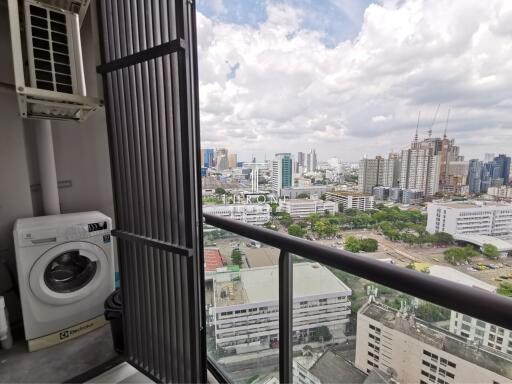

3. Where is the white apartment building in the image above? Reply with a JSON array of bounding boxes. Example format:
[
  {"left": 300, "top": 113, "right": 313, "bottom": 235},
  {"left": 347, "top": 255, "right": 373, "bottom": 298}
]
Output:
[
  {"left": 355, "top": 301, "right": 512, "bottom": 384},
  {"left": 426, "top": 201, "right": 512, "bottom": 236},
  {"left": 211, "top": 263, "right": 351, "bottom": 353},
  {"left": 279, "top": 199, "right": 337, "bottom": 218},
  {"left": 400, "top": 148, "right": 441, "bottom": 197},
  {"left": 488, "top": 186, "right": 512, "bottom": 200},
  {"left": 326, "top": 192, "right": 375, "bottom": 211},
  {"left": 203, "top": 204, "right": 271, "bottom": 226}
]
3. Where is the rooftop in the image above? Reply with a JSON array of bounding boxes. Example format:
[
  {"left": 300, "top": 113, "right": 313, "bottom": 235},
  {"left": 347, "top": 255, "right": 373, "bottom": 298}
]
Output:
[
  {"left": 204, "top": 248, "right": 225, "bottom": 272},
  {"left": 430, "top": 200, "right": 512, "bottom": 209},
  {"left": 308, "top": 350, "right": 368, "bottom": 384},
  {"left": 214, "top": 262, "right": 351, "bottom": 308},
  {"left": 428, "top": 265, "right": 497, "bottom": 292},
  {"left": 327, "top": 192, "right": 372, "bottom": 197},
  {"left": 452, "top": 234, "right": 512, "bottom": 252},
  {"left": 360, "top": 302, "right": 512, "bottom": 380}
]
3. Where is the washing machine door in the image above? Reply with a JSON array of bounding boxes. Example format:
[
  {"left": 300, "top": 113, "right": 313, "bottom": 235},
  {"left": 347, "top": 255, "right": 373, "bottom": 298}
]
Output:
[{"left": 29, "top": 241, "right": 109, "bottom": 305}]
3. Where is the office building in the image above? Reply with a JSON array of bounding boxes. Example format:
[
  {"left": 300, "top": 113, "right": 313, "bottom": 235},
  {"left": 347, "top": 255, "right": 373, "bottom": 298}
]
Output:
[
  {"left": 355, "top": 301, "right": 512, "bottom": 384},
  {"left": 306, "top": 149, "right": 318, "bottom": 172},
  {"left": 212, "top": 263, "right": 352, "bottom": 352},
  {"left": 467, "top": 159, "right": 483, "bottom": 194},
  {"left": 373, "top": 186, "right": 390, "bottom": 201},
  {"left": 203, "top": 148, "right": 215, "bottom": 168},
  {"left": 228, "top": 153, "right": 238, "bottom": 169},
  {"left": 493, "top": 154, "right": 511, "bottom": 185},
  {"left": 203, "top": 204, "right": 271, "bottom": 226},
  {"left": 272, "top": 153, "right": 293, "bottom": 197},
  {"left": 279, "top": 199, "right": 337, "bottom": 218},
  {"left": 426, "top": 201, "right": 512, "bottom": 236},
  {"left": 402, "top": 189, "right": 424, "bottom": 205},
  {"left": 216, "top": 155, "right": 229, "bottom": 171},
  {"left": 358, "top": 156, "right": 384, "bottom": 194},
  {"left": 326, "top": 192, "right": 375, "bottom": 211}
]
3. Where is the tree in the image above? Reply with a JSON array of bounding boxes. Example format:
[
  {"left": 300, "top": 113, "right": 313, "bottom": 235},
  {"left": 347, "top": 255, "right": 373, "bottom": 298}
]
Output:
[
  {"left": 313, "top": 326, "right": 332, "bottom": 342},
  {"left": 270, "top": 202, "right": 278, "bottom": 216},
  {"left": 320, "top": 193, "right": 326, "bottom": 201},
  {"left": 231, "top": 249, "right": 243, "bottom": 266},
  {"left": 296, "top": 192, "right": 310, "bottom": 199},
  {"left": 443, "top": 246, "right": 478, "bottom": 265},
  {"left": 279, "top": 212, "right": 294, "bottom": 227},
  {"left": 360, "top": 238, "right": 378, "bottom": 252},
  {"left": 431, "top": 232, "right": 454, "bottom": 246},
  {"left": 288, "top": 224, "right": 306, "bottom": 238},
  {"left": 497, "top": 281, "right": 512, "bottom": 297},
  {"left": 215, "top": 187, "right": 227, "bottom": 195},
  {"left": 415, "top": 303, "right": 450, "bottom": 322},
  {"left": 482, "top": 243, "right": 500, "bottom": 259},
  {"left": 344, "top": 236, "right": 361, "bottom": 253}
]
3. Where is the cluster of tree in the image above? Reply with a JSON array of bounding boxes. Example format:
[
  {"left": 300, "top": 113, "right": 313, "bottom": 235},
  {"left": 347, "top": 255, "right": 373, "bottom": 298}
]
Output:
[
  {"left": 278, "top": 212, "right": 294, "bottom": 227},
  {"left": 288, "top": 224, "right": 306, "bottom": 238},
  {"left": 443, "top": 245, "right": 479, "bottom": 264},
  {"left": 482, "top": 243, "right": 500, "bottom": 259},
  {"left": 344, "top": 235, "right": 378, "bottom": 253},
  {"left": 310, "top": 325, "right": 332, "bottom": 342},
  {"left": 497, "top": 281, "right": 512, "bottom": 297},
  {"left": 385, "top": 295, "right": 450, "bottom": 323},
  {"left": 231, "top": 249, "right": 243, "bottom": 266}
]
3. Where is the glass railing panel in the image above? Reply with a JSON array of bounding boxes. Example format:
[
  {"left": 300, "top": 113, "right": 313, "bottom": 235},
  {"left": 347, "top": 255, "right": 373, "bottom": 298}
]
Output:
[
  {"left": 290, "top": 259, "right": 512, "bottom": 384},
  {"left": 204, "top": 226, "right": 280, "bottom": 383}
]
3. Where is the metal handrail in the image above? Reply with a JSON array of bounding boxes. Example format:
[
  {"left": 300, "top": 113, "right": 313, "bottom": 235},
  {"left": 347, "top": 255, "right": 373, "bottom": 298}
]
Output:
[{"left": 203, "top": 213, "right": 512, "bottom": 381}]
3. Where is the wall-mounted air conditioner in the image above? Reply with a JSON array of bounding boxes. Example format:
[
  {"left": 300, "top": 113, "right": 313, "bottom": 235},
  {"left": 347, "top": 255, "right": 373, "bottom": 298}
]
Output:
[{"left": 7, "top": 0, "right": 100, "bottom": 121}]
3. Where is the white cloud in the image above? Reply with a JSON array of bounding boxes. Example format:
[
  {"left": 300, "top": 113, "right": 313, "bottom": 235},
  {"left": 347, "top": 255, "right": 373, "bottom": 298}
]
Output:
[{"left": 198, "top": 0, "right": 512, "bottom": 161}]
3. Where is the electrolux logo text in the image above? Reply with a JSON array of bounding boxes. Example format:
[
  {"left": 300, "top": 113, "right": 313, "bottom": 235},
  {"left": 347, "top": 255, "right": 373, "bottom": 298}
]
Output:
[{"left": 59, "top": 322, "right": 94, "bottom": 340}]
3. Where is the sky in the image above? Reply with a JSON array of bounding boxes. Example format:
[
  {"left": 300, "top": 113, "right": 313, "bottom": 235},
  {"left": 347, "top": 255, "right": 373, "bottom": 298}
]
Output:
[{"left": 196, "top": 0, "right": 512, "bottom": 163}]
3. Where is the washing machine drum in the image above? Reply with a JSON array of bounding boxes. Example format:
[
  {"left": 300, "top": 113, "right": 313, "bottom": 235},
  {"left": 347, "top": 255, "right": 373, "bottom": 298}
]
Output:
[{"left": 30, "top": 242, "right": 109, "bottom": 305}]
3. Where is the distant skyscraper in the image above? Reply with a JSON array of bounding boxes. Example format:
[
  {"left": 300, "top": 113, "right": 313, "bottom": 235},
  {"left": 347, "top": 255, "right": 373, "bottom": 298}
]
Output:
[
  {"left": 297, "top": 152, "right": 305, "bottom": 167},
  {"left": 400, "top": 135, "right": 441, "bottom": 197},
  {"left": 272, "top": 153, "right": 293, "bottom": 196},
  {"left": 358, "top": 156, "right": 384, "bottom": 194},
  {"left": 306, "top": 149, "right": 317, "bottom": 172},
  {"left": 203, "top": 148, "right": 215, "bottom": 168},
  {"left": 382, "top": 153, "right": 401, "bottom": 187},
  {"left": 494, "top": 154, "right": 511, "bottom": 185},
  {"left": 217, "top": 155, "right": 229, "bottom": 171},
  {"left": 467, "top": 159, "right": 482, "bottom": 194},
  {"left": 228, "top": 153, "right": 238, "bottom": 169}
]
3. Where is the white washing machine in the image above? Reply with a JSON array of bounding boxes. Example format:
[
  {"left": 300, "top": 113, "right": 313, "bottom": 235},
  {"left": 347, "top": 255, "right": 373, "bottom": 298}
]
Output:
[{"left": 13, "top": 211, "right": 114, "bottom": 351}]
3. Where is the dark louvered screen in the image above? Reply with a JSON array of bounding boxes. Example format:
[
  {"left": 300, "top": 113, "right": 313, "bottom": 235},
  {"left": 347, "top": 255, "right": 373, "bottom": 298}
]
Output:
[{"left": 97, "top": 1, "right": 205, "bottom": 382}]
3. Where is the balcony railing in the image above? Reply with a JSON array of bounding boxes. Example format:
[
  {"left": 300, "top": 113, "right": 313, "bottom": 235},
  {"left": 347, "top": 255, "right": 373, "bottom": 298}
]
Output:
[{"left": 203, "top": 213, "right": 512, "bottom": 383}]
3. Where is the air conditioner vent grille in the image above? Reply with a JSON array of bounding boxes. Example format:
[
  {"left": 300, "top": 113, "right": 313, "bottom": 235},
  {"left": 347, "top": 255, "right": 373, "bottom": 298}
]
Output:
[{"left": 27, "top": 3, "right": 73, "bottom": 94}]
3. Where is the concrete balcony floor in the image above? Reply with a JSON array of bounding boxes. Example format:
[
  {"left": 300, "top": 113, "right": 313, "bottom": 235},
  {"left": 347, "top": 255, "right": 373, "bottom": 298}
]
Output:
[{"left": 0, "top": 325, "right": 117, "bottom": 382}]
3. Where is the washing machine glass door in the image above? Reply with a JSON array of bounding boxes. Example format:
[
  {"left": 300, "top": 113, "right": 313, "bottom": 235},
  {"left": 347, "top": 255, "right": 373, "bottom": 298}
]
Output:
[{"left": 30, "top": 241, "right": 109, "bottom": 305}]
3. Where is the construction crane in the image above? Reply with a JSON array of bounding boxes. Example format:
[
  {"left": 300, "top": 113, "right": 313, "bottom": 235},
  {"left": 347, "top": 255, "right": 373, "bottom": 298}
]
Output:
[
  {"left": 428, "top": 104, "right": 441, "bottom": 138},
  {"left": 443, "top": 108, "right": 451, "bottom": 139}
]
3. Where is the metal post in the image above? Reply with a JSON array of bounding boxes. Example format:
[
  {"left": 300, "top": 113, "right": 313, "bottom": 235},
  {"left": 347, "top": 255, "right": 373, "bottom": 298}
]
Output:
[{"left": 279, "top": 249, "right": 292, "bottom": 383}]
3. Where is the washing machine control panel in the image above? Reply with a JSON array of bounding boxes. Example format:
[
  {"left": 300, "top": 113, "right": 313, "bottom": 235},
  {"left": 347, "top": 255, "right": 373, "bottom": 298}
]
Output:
[{"left": 17, "top": 223, "right": 111, "bottom": 246}]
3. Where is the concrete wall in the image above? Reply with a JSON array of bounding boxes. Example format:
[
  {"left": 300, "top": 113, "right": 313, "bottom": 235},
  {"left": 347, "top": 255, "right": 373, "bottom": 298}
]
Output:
[{"left": 0, "top": 4, "right": 113, "bottom": 283}]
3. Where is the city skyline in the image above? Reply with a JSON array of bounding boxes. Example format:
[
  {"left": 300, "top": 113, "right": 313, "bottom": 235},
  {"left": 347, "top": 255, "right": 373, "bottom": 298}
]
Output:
[{"left": 196, "top": 0, "right": 512, "bottom": 162}]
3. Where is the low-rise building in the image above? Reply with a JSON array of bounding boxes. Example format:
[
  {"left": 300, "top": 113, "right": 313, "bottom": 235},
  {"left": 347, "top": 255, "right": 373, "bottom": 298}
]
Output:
[
  {"left": 203, "top": 204, "right": 271, "bottom": 226},
  {"left": 211, "top": 263, "right": 351, "bottom": 353},
  {"left": 402, "top": 189, "right": 425, "bottom": 205},
  {"left": 373, "top": 186, "right": 390, "bottom": 201},
  {"left": 426, "top": 201, "right": 512, "bottom": 236},
  {"left": 355, "top": 301, "right": 512, "bottom": 384},
  {"left": 326, "top": 192, "right": 375, "bottom": 211},
  {"left": 488, "top": 186, "right": 512, "bottom": 201},
  {"left": 281, "top": 186, "right": 328, "bottom": 199},
  {"left": 279, "top": 199, "right": 337, "bottom": 218},
  {"left": 389, "top": 188, "right": 403, "bottom": 203}
]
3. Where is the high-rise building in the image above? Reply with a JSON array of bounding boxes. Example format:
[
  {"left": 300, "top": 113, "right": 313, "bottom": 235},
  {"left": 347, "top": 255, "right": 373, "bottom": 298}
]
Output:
[
  {"left": 382, "top": 153, "right": 401, "bottom": 187},
  {"left": 494, "top": 154, "right": 511, "bottom": 185},
  {"left": 272, "top": 153, "right": 293, "bottom": 196},
  {"left": 297, "top": 152, "right": 305, "bottom": 167},
  {"left": 467, "top": 159, "right": 482, "bottom": 194},
  {"left": 217, "top": 155, "right": 229, "bottom": 171},
  {"left": 358, "top": 156, "right": 384, "bottom": 194},
  {"left": 306, "top": 149, "right": 317, "bottom": 172},
  {"left": 227, "top": 153, "right": 238, "bottom": 169},
  {"left": 203, "top": 148, "right": 215, "bottom": 168},
  {"left": 400, "top": 146, "right": 440, "bottom": 197}
]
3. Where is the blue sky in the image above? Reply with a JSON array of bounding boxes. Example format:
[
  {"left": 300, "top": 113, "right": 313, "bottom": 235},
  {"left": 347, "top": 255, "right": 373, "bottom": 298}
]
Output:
[{"left": 197, "top": 0, "right": 375, "bottom": 46}]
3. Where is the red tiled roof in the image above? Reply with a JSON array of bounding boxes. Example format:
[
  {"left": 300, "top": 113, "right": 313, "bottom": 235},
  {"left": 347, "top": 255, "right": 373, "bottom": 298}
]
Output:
[{"left": 204, "top": 248, "right": 224, "bottom": 271}]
